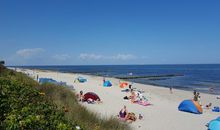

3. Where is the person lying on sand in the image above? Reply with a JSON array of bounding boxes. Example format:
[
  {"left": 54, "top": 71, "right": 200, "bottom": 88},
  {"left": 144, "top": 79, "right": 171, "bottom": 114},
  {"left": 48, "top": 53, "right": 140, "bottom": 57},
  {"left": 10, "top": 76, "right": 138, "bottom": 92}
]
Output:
[
  {"left": 125, "top": 112, "right": 137, "bottom": 123},
  {"left": 86, "top": 98, "right": 102, "bottom": 104},
  {"left": 129, "top": 89, "right": 137, "bottom": 103},
  {"left": 206, "top": 103, "right": 212, "bottom": 109}
]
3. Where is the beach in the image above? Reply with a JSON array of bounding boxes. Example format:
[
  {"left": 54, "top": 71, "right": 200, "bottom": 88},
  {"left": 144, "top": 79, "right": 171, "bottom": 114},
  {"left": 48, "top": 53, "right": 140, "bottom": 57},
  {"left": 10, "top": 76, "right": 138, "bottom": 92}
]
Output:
[{"left": 16, "top": 68, "right": 220, "bottom": 130}]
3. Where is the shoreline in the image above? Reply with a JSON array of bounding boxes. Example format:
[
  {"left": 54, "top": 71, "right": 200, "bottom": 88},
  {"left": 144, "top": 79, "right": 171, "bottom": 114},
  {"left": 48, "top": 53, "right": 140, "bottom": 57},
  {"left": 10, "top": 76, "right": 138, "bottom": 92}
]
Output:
[
  {"left": 10, "top": 67, "right": 218, "bottom": 95},
  {"left": 13, "top": 67, "right": 220, "bottom": 130}
]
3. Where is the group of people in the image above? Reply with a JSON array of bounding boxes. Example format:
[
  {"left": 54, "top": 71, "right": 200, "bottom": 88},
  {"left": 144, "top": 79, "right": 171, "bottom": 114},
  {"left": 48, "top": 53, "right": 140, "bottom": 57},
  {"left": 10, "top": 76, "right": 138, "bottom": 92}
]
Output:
[
  {"left": 76, "top": 78, "right": 143, "bottom": 123},
  {"left": 193, "top": 90, "right": 212, "bottom": 109},
  {"left": 193, "top": 90, "right": 201, "bottom": 103},
  {"left": 126, "top": 87, "right": 148, "bottom": 105},
  {"left": 119, "top": 83, "right": 146, "bottom": 123},
  {"left": 118, "top": 105, "right": 143, "bottom": 123}
]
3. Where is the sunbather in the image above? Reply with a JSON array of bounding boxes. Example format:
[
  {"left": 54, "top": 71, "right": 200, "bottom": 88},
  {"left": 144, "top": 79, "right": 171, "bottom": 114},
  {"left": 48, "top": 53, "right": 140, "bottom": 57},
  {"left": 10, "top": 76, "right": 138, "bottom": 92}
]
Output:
[
  {"left": 119, "top": 105, "right": 128, "bottom": 119},
  {"left": 206, "top": 103, "right": 212, "bottom": 109},
  {"left": 125, "top": 112, "right": 137, "bottom": 123},
  {"left": 130, "top": 89, "right": 137, "bottom": 103}
]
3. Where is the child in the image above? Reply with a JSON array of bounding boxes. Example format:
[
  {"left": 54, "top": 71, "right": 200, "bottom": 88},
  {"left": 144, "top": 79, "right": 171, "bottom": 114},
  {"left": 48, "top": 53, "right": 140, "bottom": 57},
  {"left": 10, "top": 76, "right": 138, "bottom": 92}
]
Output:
[{"left": 79, "top": 90, "right": 84, "bottom": 102}]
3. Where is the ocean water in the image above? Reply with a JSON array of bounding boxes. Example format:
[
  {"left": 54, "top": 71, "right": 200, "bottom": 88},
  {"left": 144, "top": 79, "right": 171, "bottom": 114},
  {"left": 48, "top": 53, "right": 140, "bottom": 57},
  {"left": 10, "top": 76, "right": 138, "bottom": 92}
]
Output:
[{"left": 17, "top": 64, "right": 220, "bottom": 94}]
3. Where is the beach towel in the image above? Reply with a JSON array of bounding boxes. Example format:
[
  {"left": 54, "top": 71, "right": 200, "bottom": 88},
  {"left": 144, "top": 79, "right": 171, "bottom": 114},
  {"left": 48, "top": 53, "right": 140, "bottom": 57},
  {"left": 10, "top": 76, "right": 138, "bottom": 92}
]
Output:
[
  {"left": 121, "top": 89, "right": 129, "bottom": 92},
  {"left": 136, "top": 101, "right": 151, "bottom": 106}
]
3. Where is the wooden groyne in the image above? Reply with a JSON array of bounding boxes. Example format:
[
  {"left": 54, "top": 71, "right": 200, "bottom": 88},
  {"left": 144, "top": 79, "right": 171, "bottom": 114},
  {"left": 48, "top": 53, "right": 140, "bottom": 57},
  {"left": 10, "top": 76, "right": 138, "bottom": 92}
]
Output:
[{"left": 115, "top": 74, "right": 184, "bottom": 79}]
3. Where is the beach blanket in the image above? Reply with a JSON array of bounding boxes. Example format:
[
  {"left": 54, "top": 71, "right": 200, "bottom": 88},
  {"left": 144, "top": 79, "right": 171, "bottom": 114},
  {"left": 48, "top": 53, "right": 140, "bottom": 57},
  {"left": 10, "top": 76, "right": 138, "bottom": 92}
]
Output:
[
  {"left": 136, "top": 101, "right": 151, "bottom": 106},
  {"left": 121, "top": 89, "right": 129, "bottom": 92}
]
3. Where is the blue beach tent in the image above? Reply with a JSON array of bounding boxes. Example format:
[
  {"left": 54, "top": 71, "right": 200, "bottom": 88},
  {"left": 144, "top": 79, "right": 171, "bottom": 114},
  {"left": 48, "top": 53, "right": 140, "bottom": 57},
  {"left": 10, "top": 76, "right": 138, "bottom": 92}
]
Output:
[
  {"left": 39, "top": 78, "right": 57, "bottom": 84},
  {"left": 77, "top": 77, "right": 87, "bottom": 83},
  {"left": 178, "top": 100, "right": 202, "bottom": 114},
  {"left": 208, "top": 117, "right": 220, "bottom": 130},
  {"left": 39, "top": 78, "right": 67, "bottom": 86},
  {"left": 103, "top": 80, "right": 112, "bottom": 87}
]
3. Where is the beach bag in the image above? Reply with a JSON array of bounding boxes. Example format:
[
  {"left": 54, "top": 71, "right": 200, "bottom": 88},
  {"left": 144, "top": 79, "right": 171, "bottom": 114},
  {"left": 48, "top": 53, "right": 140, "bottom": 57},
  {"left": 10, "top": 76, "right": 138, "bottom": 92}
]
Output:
[
  {"left": 123, "top": 96, "right": 129, "bottom": 100},
  {"left": 212, "top": 106, "right": 220, "bottom": 112}
]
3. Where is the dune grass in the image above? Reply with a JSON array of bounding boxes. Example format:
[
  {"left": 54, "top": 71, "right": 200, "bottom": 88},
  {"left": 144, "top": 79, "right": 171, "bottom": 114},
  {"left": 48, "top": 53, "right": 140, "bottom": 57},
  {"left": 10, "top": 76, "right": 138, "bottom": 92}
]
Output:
[
  {"left": 36, "top": 83, "right": 131, "bottom": 130},
  {"left": 0, "top": 65, "right": 131, "bottom": 130}
]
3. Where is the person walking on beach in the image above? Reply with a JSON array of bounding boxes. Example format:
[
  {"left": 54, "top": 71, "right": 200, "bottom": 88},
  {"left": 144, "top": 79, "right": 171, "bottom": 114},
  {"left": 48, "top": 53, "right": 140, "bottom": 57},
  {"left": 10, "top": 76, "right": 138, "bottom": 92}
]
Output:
[
  {"left": 103, "top": 77, "right": 106, "bottom": 84},
  {"left": 129, "top": 84, "right": 133, "bottom": 92},
  {"left": 209, "top": 87, "right": 214, "bottom": 94},
  {"left": 169, "top": 87, "right": 173, "bottom": 94}
]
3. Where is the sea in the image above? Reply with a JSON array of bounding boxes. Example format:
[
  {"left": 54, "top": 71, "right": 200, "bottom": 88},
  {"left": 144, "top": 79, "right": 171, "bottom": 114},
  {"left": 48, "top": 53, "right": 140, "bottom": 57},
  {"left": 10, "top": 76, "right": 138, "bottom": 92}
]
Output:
[{"left": 17, "top": 64, "right": 220, "bottom": 95}]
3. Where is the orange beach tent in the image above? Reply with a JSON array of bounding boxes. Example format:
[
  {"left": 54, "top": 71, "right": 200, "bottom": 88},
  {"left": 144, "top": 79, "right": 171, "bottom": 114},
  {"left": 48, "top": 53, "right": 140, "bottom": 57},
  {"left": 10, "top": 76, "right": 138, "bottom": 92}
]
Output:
[{"left": 120, "top": 82, "right": 128, "bottom": 88}]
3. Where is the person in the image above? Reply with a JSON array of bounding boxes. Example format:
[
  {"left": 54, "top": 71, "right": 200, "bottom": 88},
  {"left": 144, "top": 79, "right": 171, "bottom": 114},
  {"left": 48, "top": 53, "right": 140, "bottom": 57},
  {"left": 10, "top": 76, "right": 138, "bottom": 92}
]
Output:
[
  {"left": 209, "top": 87, "right": 214, "bottom": 94},
  {"left": 198, "top": 96, "right": 202, "bottom": 106},
  {"left": 193, "top": 90, "right": 197, "bottom": 96},
  {"left": 119, "top": 105, "right": 128, "bottom": 119},
  {"left": 193, "top": 91, "right": 199, "bottom": 101},
  {"left": 130, "top": 89, "right": 137, "bottom": 103},
  {"left": 79, "top": 90, "right": 84, "bottom": 102},
  {"left": 103, "top": 77, "right": 106, "bottom": 84},
  {"left": 169, "top": 87, "right": 173, "bottom": 94},
  {"left": 206, "top": 103, "right": 212, "bottom": 109},
  {"left": 87, "top": 98, "right": 95, "bottom": 104},
  {"left": 125, "top": 112, "right": 137, "bottom": 123},
  {"left": 138, "top": 114, "right": 143, "bottom": 120},
  {"left": 129, "top": 84, "right": 132, "bottom": 92}
]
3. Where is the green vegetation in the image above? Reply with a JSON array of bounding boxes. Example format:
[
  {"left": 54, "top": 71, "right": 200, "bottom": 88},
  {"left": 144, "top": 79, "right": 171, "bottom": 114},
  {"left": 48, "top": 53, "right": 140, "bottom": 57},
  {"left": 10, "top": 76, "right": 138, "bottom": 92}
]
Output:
[
  {"left": 0, "top": 61, "right": 5, "bottom": 65},
  {"left": 0, "top": 65, "right": 130, "bottom": 130}
]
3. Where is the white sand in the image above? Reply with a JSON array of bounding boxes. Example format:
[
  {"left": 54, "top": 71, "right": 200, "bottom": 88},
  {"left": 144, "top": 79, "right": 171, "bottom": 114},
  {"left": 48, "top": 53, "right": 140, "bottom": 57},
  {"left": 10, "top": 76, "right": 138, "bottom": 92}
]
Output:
[{"left": 15, "top": 68, "right": 220, "bottom": 130}]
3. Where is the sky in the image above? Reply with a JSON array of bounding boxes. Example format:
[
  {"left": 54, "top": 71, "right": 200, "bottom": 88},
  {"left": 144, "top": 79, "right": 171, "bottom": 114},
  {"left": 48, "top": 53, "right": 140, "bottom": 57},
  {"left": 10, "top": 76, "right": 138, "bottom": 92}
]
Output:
[{"left": 0, "top": 0, "right": 219, "bottom": 65}]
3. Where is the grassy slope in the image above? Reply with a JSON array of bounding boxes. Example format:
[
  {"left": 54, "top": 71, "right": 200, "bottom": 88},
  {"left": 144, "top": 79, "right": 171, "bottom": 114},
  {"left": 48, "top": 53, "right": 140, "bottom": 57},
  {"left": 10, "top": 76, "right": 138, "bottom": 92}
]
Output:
[{"left": 0, "top": 65, "right": 130, "bottom": 130}]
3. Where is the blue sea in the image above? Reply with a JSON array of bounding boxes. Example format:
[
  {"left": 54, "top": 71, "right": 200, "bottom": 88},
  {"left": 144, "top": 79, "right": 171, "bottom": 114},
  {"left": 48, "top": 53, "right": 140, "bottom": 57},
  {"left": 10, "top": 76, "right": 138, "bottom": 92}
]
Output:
[{"left": 17, "top": 64, "right": 220, "bottom": 94}]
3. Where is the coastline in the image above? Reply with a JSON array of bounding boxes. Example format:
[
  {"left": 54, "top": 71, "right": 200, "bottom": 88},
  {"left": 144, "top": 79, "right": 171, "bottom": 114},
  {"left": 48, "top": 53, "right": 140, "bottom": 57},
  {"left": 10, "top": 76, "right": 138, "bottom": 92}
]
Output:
[
  {"left": 14, "top": 68, "right": 220, "bottom": 130},
  {"left": 11, "top": 65, "right": 220, "bottom": 95}
]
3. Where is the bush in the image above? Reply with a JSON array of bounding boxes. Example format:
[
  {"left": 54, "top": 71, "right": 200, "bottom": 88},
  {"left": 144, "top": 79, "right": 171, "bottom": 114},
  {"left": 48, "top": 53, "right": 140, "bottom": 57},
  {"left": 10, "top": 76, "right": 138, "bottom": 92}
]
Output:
[
  {"left": 0, "top": 65, "right": 130, "bottom": 130},
  {"left": 0, "top": 66, "right": 76, "bottom": 129}
]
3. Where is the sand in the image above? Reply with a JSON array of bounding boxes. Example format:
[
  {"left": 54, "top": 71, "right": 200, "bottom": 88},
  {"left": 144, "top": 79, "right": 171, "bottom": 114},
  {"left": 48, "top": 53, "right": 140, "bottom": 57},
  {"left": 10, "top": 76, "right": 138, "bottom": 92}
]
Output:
[{"left": 15, "top": 68, "right": 220, "bottom": 130}]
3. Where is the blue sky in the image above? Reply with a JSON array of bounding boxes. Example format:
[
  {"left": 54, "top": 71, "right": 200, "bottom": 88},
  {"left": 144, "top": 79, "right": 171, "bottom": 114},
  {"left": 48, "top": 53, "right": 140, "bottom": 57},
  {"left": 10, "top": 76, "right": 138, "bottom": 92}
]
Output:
[{"left": 0, "top": 0, "right": 219, "bottom": 65}]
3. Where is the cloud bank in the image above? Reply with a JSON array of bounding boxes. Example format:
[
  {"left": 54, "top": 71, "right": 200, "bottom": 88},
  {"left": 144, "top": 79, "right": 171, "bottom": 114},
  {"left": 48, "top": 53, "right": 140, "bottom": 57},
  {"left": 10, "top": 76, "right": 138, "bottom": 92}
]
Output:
[
  {"left": 52, "top": 54, "right": 71, "bottom": 61},
  {"left": 16, "top": 48, "right": 44, "bottom": 59},
  {"left": 79, "top": 53, "right": 136, "bottom": 60}
]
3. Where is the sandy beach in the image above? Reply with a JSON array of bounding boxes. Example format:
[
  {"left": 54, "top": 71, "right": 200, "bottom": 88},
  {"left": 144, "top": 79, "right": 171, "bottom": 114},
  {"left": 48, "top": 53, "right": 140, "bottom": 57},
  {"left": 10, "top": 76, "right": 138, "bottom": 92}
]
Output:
[{"left": 16, "top": 68, "right": 220, "bottom": 130}]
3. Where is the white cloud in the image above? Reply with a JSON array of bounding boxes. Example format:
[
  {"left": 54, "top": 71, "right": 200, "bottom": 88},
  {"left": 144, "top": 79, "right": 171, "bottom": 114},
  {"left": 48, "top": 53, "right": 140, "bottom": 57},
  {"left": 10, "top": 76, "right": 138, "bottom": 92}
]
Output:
[
  {"left": 112, "top": 54, "right": 136, "bottom": 60},
  {"left": 79, "top": 53, "right": 136, "bottom": 60},
  {"left": 52, "top": 54, "right": 71, "bottom": 60},
  {"left": 16, "top": 48, "right": 44, "bottom": 58},
  {"left": 79, "top": 53, "right": 103, "bottom": 60}
]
